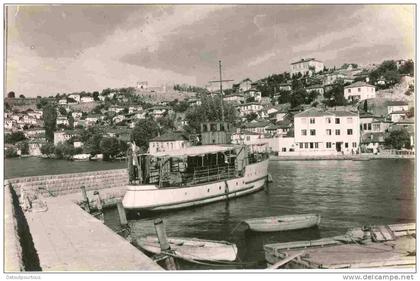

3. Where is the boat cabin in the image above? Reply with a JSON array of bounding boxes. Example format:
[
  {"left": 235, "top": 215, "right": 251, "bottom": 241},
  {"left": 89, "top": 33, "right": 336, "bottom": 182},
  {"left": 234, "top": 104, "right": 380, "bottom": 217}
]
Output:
[{"left": 128, "top": 144, "right": 267, "bottom": 187}]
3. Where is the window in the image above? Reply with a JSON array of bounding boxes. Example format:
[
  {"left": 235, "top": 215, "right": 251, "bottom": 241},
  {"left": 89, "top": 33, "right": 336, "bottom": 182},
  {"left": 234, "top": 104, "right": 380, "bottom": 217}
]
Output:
[
  {"left": 301, "top": 129, "right": 307, "bottom": 136},
  {"left": 348, "top": 89, "right": 351, "bottom": 93},
  {"left": 347, "top": 129, "right": 353, "bottom": 135},
  {"left": 345, "top": 142, "right": 349, "bottom": 148},
  {"left": 335, "top": 129, "right": 340, "bottom": 135},
  {"left": 315, "top": 143, "right": 319, "bottom": 149},
  {"left": 352, "top": 142, "right": 357, "bottom": 148},
  {"left": 326, "top": 117, "right": 332, "bottom": 124},
  {"left": 358, "top": 88, "right": 361, "bottom": 92},
  {"left": 282, "top": 148, "right": 286, "bottom": 152},
  {"left": 246, "top": 136, "right": 250, "bottom": 141},
  {"left": 368, "top": 124, "right": 372, "bottom": 130},
  {"left": 299, "top": 143, "right": 303, "bottom": 149},
  {"left": 310, "top": 142, "right": 314, "bottom": 149},
  {"left": 304, "top": 143, "right": 308, "bottom": 149},
  {"left": 326, "top": 142, "right": 332, "bottom": 148},
  {"left": 326, "top": 129, "right": 332, "bottom": 135},
  {"left": 310, "top": 118, "right": 315, "bottom": 124},
  {"left": 335, "top": 118, "right": 340, "bottom": 124},
  {"left": 220, "top": 124, "right": 225, "bottom": 131},
  {"left": 310, "top": 129, "right": 316, "bottom": 136}
]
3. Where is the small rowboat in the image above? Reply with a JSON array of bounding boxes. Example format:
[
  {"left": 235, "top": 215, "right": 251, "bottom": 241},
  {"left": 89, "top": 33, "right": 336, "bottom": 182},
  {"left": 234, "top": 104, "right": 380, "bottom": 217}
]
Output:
[
  {"left": 135, "top": 236, "right": 238, "bottom": 262},
  {"left": 244, "top": 214, "right": 321, "bottom": 232}
]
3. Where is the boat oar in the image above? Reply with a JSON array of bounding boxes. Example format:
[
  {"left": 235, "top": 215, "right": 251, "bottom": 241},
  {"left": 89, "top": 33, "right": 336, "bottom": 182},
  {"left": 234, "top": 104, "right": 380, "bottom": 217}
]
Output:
[{"left": 267, "top": 251, "right": 304, "bottom": 269}]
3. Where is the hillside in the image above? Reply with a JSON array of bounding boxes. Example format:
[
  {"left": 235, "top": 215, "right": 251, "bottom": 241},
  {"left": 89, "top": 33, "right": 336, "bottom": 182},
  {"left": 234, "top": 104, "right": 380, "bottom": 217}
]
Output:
[
  {"left": 364, "top": 77, "right": 415, "bottom": 117},
  {"left": 135, "top": 89, "right": 195, "bottom": 103}
]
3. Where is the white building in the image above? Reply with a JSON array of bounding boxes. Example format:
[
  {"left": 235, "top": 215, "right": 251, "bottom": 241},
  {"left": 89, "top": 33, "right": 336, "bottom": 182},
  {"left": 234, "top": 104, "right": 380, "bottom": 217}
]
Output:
[
  {"left": 294, "top": 108, "right": 360, "bottom": 155},
  {"left": 58, "top": 99, "right": 67, "bottom": 105},
  {"left": 54, "top": 131, "right": 74, "bottom": 145},
  {"left": 68, "top": 94, "right": 81, "bottom": 103},
  {"left": 343, "top": 82, "right": 376, "bottom": 101},
  {"left": 80, "top": 96, "right": 94, "bottom": 103},
  {"left": 148, "top": 132, "right": 190, "bottom": 154},
  {"left": 238, "top": 78, "right": 252, "bottom": 92},
  {"left": 387, "top": 101, "right": 409, "bottom": 114},
  {"left": 290, "top": 58, "right": 324, "bottom": 76},
  {"left": 223, "top": 94, "right": 245, "bottom": 104},
  {"left": 306, "top": 84, "right": 324, "bottom": 95},
  {"left": 237, "top": 102, "right": 263, "bottom": 117},
  {"left": 56, "top": 116, "right": 69, "bottom": 126}
]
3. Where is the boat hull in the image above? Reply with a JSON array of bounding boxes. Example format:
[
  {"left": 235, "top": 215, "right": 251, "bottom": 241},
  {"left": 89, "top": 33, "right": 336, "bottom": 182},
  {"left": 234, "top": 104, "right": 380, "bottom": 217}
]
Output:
[
  {"left": 135, "top": 236, "right": 238, "bottom": 262},
  {"left": 123, "top": 159, "right": 269, "bottom": 211},
  {"left": 245, "top": 214, "right": 321, "bottom": 232}
]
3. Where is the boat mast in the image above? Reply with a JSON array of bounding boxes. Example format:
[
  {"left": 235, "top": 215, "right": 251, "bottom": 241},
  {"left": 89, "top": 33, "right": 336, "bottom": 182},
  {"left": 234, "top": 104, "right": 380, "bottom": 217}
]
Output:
[{"left": 209, "top": 60, "right": 233, "bottom": 122}]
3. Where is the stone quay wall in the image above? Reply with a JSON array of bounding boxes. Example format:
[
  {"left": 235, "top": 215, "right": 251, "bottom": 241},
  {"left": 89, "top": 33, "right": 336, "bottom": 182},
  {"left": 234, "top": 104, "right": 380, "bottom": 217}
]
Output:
[{"left": 6, "top": 169, "right": 128, "bottom": 197}]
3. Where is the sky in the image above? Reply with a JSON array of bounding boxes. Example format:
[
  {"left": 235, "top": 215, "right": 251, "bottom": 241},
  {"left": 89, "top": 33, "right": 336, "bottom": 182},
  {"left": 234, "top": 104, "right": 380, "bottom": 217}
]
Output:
[{"left": 5, "top": 4, "right": 415, "bottom": 97}]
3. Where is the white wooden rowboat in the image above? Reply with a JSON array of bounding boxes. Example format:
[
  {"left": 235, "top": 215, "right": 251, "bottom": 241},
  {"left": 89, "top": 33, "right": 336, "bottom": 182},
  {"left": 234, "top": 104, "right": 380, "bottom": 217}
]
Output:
[
  {"left": 135, "top": 236, "right": 238, "bottom": 262},
  {"left": 244, "top": 214, "right": 321, "bottom": 232}
]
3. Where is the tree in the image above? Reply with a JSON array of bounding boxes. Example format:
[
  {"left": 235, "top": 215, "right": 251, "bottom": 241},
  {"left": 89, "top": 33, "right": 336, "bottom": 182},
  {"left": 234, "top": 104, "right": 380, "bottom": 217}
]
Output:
[
  {"left": 131, "top": 119, "right": 160, "bottom": 151},
  {"left": 399, "top": 60, "right": 414, "bottom": 76},
  {"left": 277, "top": 90, "right": 292, "bottom": 104},
  {"left": 385, "top": 129, "right": 411, "bottom": 150},
  {"left": 43, "top": 104, "right": 57, "bottom": 142},
  {"left": 290, "top": 88, "right": 306, "bottom": 108},
  {"left": 157, "top": 116, "right": 175, "bottom": 133},
  {"left": 363, "top": 100, "right": 368, "bottom": 112},
  {"left": 36, "top": 97, "right": 50, "bottom": 109},
  {"left": 16, "top": 141, "right": 29, "bottom": 155},
  {"left": 7, "top": 91, "right": 15, "bottom": 98},
  {"left": 100, "top": 137, "right": 120, "bottom": 160},
  {"left": 40, "top": 143, "right": 55, "bottom": 155},
  {"left": 5, "top": 131, "right": 27, "bottom": 144},
  {"left": 184, "top": 95, "right": 237, "bottom": 133},
  {"left": 323, "top": 82, "right": 347, "bottom": 107},
  {"left": 93, "top": 91, "right": 100, "bottom": 101},
  {"left": 19, "top": 94, "right": 25, "bottom": 99}
]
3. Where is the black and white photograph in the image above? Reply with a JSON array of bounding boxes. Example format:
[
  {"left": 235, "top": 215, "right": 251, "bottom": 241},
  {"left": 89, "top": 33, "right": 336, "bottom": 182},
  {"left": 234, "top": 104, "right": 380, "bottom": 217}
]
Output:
[{"left": 2, "top": 2, "right": 416, "bottom": 279}]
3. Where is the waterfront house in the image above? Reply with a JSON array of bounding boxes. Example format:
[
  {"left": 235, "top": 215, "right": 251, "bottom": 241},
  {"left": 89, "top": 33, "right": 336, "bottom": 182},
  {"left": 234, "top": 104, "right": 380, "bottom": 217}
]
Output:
[
  {"left": 231, "top": 129, "right": 268, "bottom": 153},
  {"left": 371, "top": 118, "right": 393, "bottom": 133},
  {"left": 294, "top": 108, "right": 360, "bottom": 155},
  {"left": 344, "top": 81, "right": 376, "bottom": 101},
  {"left": 359, "top": 112, "right": 375, "bottom": 133},
  {"left": 360, "top": 132, "right": 386, "bottom": 154},
  {"left": 80, "top": 96, "right": 94, "bottom": 103},
  {"left": 386, "top": 101, "right": 409, "bottom": 114},
  {"left": 148, "top": 131, "right": 190, "bottom": 154},
  {"left": 290, "top": 58, "right": 324, "bottom": 77}
]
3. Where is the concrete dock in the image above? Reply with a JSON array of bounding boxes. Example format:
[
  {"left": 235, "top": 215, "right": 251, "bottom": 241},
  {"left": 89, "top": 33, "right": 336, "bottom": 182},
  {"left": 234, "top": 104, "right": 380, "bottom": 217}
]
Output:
[
  {"left": 5, "top": 170, "right": 163, "bottom": 272},
  {"left": 24, "top": 195, "right": 162, "bottom": 271}
]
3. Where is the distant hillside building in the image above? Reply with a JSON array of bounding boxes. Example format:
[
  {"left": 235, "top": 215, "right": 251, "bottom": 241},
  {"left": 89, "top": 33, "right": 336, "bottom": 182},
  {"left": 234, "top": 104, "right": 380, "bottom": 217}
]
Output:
[
  {"left": 344, "top": 82, "right": 376, "bottom": 101},
  {"left": 137, "top": 81, "right": 148, "bottom": 90},
  {"left": 290, "top": 58, "right": 324, "bottom": 76}
]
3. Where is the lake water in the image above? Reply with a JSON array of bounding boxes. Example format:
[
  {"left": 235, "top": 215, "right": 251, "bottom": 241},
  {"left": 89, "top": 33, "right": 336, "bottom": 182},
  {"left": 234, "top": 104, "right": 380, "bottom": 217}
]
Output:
[
  {"left": 103, "top": 159, "right": 416, "bottom": 269},
  {"left": 5, "top": 158, "right": 415, "bottom": 269}
]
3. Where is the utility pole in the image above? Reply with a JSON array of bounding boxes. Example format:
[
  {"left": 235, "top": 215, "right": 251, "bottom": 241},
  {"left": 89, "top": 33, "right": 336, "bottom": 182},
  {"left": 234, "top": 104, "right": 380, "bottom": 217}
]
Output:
[{"left": 209, "top": 60, "right": 233, "bottom": 122}]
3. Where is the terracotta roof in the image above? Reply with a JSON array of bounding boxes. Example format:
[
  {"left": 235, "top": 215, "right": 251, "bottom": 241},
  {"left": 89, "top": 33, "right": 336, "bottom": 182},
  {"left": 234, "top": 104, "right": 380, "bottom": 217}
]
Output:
[
  {"left": 344, "top": 81, "right": 375, "bottom": 89},
  {"left": 294, "top": 108, "right": 358, "bottom": 118},
  {"left": 387, "top": 101, "right": 409, "bottom": 106}
]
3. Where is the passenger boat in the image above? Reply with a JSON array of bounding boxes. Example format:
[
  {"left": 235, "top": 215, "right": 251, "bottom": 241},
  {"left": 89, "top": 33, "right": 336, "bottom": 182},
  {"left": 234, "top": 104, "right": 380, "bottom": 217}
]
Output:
[
  {"left": 244, "top": 214, "right": 321, "bottom": 232},
  {"left": 135, "top": 236, "right": 238, "bottom": 262},
  {"left": 122, "top": 122, "right": 269, "bottom": 211}
]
